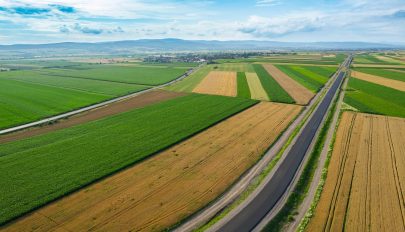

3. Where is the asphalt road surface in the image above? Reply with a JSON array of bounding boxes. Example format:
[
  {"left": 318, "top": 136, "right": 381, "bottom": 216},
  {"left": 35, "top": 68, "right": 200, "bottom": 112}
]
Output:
[{"left": 216, "top": 57, "right": 351, "bottom": 232}]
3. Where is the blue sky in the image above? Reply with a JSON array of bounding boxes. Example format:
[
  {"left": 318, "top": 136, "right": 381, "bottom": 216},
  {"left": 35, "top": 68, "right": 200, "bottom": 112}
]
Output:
[{"left": 0, "top": 0, "right": 404, "bottom": 44}]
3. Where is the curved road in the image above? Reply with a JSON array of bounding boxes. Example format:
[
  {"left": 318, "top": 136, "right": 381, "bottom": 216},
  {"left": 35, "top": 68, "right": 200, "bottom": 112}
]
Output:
[{"left": 216, "top": 56, "right": 352, "bottom": 232}]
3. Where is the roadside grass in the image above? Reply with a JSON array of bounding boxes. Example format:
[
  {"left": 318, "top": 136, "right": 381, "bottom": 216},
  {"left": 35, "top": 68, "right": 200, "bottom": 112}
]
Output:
[
  {"left": 164, "top": 65, "right": 210, "bottom": 92},
  {"left": 275, "top": 65, "right": 335, "bottom": 93},
  {"left": 237, "top": 72, "right": 251, "bottom": 98},
  {"left": 37, "top": 65, "right": 189, "bottom": 85},
  {"left": 0, "top": 78, "right": 109, "bottom": 130},
  {"left": 0, "top": 94, "right": 256, "bottom": 225},
  {"left": 0, "top": 70, "right": 149, "bottom": 96},
  {"left": 353, "top": 68, "right": 405, "bottom": 82},
  {"left": 263, "top": 82, "right": 340, "bottom": 231},
  {"left": 344, "top": 77, "right": 405, "bottom": 118},
  {"left": 253, "top": 64, "right": 295, "bottom": 104}
]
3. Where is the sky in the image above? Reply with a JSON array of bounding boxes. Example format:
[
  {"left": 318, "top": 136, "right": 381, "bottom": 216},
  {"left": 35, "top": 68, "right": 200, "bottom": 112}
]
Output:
[{"left": 0, "top": 0, "right": 405, "bottom": 44}]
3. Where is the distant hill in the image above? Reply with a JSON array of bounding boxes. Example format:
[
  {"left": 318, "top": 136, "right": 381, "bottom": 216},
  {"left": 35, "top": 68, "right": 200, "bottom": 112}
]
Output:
[{"left": 0, "top": 39, "right": 403, "bottom": 56}]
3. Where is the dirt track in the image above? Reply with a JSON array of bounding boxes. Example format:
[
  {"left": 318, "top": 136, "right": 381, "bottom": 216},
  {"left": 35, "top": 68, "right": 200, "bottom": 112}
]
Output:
[
  {"left": 2, "top": 102, "right": 301, "bottom": 232},
  {"left": 193, "top": 71, "right": 237, "bottom": 97},
  {"left": 307, "top": 112, "right": 405, "bottom": 231},
  {"left": 351, "top": 71, "right": 405, "bottom": 91},
  {"left": 262, "top": 64, "right": 314, "bottom": 105},
  {"left": 0, "top": 90, "right": 185, "bottom": 144}
]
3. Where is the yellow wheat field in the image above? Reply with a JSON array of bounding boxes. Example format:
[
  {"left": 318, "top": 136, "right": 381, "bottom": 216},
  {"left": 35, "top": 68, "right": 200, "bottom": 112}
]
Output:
[
  {"left": 308, "top": 112, "right": 405, "bottom": 231},
  {"left": 192, "top": 71, "right": 237, "bottom": 97}
]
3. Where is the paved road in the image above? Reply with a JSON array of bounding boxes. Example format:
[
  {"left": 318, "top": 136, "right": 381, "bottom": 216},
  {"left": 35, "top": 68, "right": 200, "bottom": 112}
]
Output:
[
  {"left": 216, "top": 56, "right": 352, "bottom": 232},
  {"left": 0, "top": 66, "right": 198, "bottom": 135}
]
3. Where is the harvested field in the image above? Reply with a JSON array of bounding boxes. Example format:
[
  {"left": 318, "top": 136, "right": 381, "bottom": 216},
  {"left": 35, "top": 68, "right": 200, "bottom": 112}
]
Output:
[
  {"left": 0, "top": 90, "right": 184, "bottom": 144},
  {"left": 245, "top": 72, "right": 269, "bottom": 101},
  {"left": 193, "top": 71, "right": 237, "bottom": 97},
  {"left": 307, "top": 112, "right": 405, "bottom": 231},
  {"left": 2, "top": 102, "right": 302, "bottom": 232},
  {"left": 352, "top": 71, "right": 405, "bottom": 91},
  {"left": 262, "top": 64, "right": 314, "bottom": 105}
]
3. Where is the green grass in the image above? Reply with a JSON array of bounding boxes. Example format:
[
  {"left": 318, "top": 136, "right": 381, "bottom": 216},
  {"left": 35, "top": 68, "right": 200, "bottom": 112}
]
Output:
[
  {"left": 237, "top": 72, "right": 251, "bottom": 98},
  {"left": 0, "top": 78, "right": 109, "bottom": 129},
  {"left": 253, "top": 64, "right": 295, "bottom": 104},
  {"left": 38, "top": 65, "right": 189, "bottom": 86},
  {"left": 344, "top": 77, "right": 405, "bottom": 118},
  {"left": 275, "top": 65, "right": 336, "bottom": 93},
  {"left": 0, "top": 94, "right": 256, "bottom": 225},
  {"left": 353, "top": 68, "right": 405, "bottom": 82},
  {"left": 165, "top": 66, "right": 210, "bottom": 92},
  {"left": 0, "top": 70, "right": 149, "bottom": 96}
]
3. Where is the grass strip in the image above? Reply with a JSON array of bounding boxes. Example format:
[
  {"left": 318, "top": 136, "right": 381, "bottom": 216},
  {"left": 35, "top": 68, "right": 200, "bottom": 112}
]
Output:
[
  {"left": 237, "top": 72, "right": 251, "bottom": 99},
  {"left": 253, "top": 64, "right": 295, "bottom": 104}
]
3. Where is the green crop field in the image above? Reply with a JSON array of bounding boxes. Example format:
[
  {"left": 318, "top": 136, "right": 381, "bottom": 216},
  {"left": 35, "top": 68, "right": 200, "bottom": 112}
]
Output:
[
  {"left": 165, "top": 65, "right": 210, "bottom": 92},
  {"left": 275, "top": 65, "right": 336, "bottom": 92},
  {"left": 0, "top": 94, "right": 256, "bottom": 225},
  {"left": 237, "top": 72, "right": 251, "bottom": 98},
  {"left": 212, "top": 63, "right": 255, "bottom": 72},
  {"left": 0, "top": 70, "right": 149, "bottom": 96},
  {"left": 0, "top": 78, "right": 110, "bottom": 129},
  {"left": 37, "top": 65, "right": 189, "bottom": 85},
  {"left": 253, "top": 64, "right": 295, "bottom": 104},
  {"left": 353, "top": 68, "right": 405, "bottom": 82},
  {"left": 344, "top": 77, "right": 405, "bottom": 118}
]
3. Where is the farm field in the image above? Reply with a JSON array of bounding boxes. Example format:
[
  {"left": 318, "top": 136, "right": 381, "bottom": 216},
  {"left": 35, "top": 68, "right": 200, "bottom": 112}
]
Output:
[
  {"left": 352, "top": 68, "right": 405, "bottom": 82},
  {"left": 165, "top": 65, "right": 211, "bottom": 92},
  {"left": 0, "top": 70, "right": 148, "bottom": 96},
  {"left": 0, "top": 90, "right": 184, "bottom": 144},
  {"left": 0, "top": 61, "right": 194, "bottom": 130},
  {"left": 246, "top": 72, "right": 269, "bottom": 101},
  {"left": 262, "top": 64, "right": 314, "bottom": 105},
  {"left": 351, "top": 70, "right": 405, "bottom": 91},
  {"left": 253, "top": 64, "right": 295, "bottom": 104},
  {"left": 307, "top": 112, "right": 405, "bottom": 231},
  {"left": 37, "top": 65, "right": 189, "bottom": 85},
  {"left": 0, "top": 78, "right": 110, "bottom": 130},
  {"left": 192, "top": 71, "right": 237, "bottom": 97},
  {"left": 0, "top": 94, "right": 256, "bottom": 225},
  {"left": 344, "top": 77, "right": 405, "bottom": 118},
  {"left": 2, "top": 102, "right": 302, "bottom": 232},
  {"left": 237, "top": 72, "right": 251, "bottom": 98},
  {"left": 275, "top": 65, "right": 336, "bottom": 92}
]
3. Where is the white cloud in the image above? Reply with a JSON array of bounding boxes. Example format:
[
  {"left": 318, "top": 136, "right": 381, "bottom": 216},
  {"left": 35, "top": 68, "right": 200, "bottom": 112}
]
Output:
[{"left": 256, "top": 0, "right": 281, "bottom": 7}]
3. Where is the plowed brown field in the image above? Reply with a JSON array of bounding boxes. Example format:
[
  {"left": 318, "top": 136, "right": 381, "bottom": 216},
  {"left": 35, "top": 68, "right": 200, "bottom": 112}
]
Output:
[
  {"left": 308, "top": 112, "right": 405, "bottom": 231},
  {"left": 0, "top": 90, "right": 185, "bottom": 144},
  {"left": 2, "top": 102, "right": 301, "bottom": 232},
  {"left": 351, "top": 71, "right": 405, "bottom": 91},
  {"left": 262, "top": 64, "right": 314, "bottom": 105},
  {"left": 192, "top": 71, "right": 237, "bottom": 97}
]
